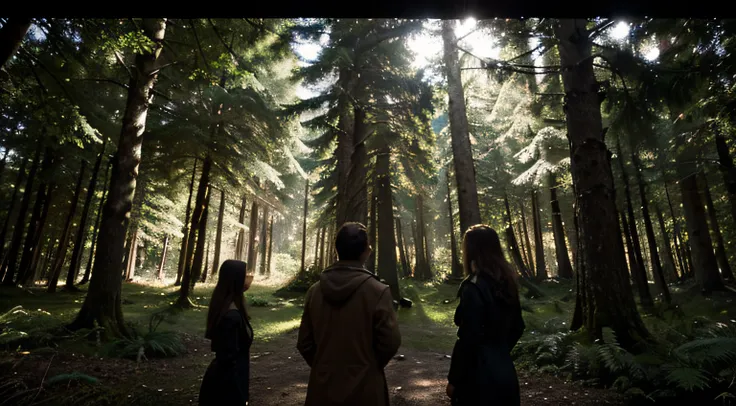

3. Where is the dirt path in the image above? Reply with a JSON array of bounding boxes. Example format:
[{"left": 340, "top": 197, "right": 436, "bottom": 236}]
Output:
[{"left": 1, "top": 330, "right": 625, "bottom": 405}]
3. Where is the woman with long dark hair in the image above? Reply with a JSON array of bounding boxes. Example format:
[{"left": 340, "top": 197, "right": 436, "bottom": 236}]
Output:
[
  {"left": 199, "top": 260, "right": 254, "bottom": 405},
  {"left": 446, "top": 225, "right": 526, "bottom": 405}
]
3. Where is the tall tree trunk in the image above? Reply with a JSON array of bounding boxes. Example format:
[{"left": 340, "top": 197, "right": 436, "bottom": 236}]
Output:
[
  {"left": 235, "top": 194, "right": 247, "bottom": 260},
  {"left": 266, "top": 215, "right": 274, "bottom": 277},
  {"left": 367, "top": 171, "right": 378, "bottom": 273},
  {"left": 0, "top": 18, "right": 31, "bottom": 69},
  {"left": 700, "top": 173, "right": 735, "bottom": 281},
  {"left": 258, "top": 204, "right": 271, "bottom": 275},
  {"left": 334, "top": 71, "right": 355, "bottom": 232},
  {"left": 124, "top": 229, "right": 138, "bottom": 282},
  {"left": 677, "top": 163, "right": 726, "bottom": 293},
  {"left": 191, "top": 184, "right": 210, "bottom": 287},
  {"left": 632, "top": 152, "right": 671, "bottom": 303},
  {"left": 615, "top": 138, "right": 652, "bottom": 306},
  {"left": 516, "top": 220, "right": 530, "bottom": 271},
  {"left": 24, "top": 184, "right": 56, "bottom": 286},
  {"left": 47, "top": 160, "right": 87, "bottom": 292},
  {"left": 40, "top": 237, "right": 55, "bottom": 283},
  {"left": 67, "top": 140, "right": 107, "bottom": 288},
  {"left": 158, "top": 235, "right": 169, "bottom": 281},
  {"left": 621, "top": 208, "right": 653, "bottom": 307},
  {"left": 300, "top": 180, "right": 309, "bottom": 274},
  {"left": 410, "top": 220, "right": 418, "bottom": 276},
  {"left": 376, "top": 148, "right": 399, "bottom": 299},
  {"left": 665, "top": 180, "right": 691, "bottom": 279},
  {"left": 655, "top": 205, "right": 679, "bottom": 283},
  {"left": 714, "top": 129, "right": 736, "bottom": 228},
  {"left": 80, "top": 161, "right": 111, "bottom": 285},
  {"left": 555, "top": 19, "right": 650, "bottom": 348},
  {"left": 504, "top": 194, "right": 532, "bottom": 279},
  {"left": 202, "top": 236, "right": 211, "bottom": 283},
  {"left": 530, "top": 189, "right": 547, "bottom": 280},
  {"left": 345, "top": 107, "right": 369, "bottom": 225},
  {"left": 318, "top": 226, "right": 326, "bottom": 270},
  {"left": 176, "top": 158, "right": 198, "bottom": 286},
  {"left": 414, "top": 195, "right": 431, "bottom": 280},
  {"left": 211, "top": 189, "right": 225, "bottom": 278},
  {"left": 0, "top": 156, "right": 28, "bottom": 267},
  {"left": 1, "top": 145, "right": 42, "bottom": 285},
  {"left": 246, "top": 199, "right": 260, "bottom": 274},
  {"left": 446, "top": 169, "right": 463, "bottom": 279},
  {"left": 549, "top": 173, "right": 573, "bottom": 279},
  {"left": 396, "top": 218, "right": 410, "bottom": 278},
  {"left": 442, "top": 21, "right": 482, "bottom": 235},
  {"left": 313, "top": 226, "right": 321, "bottom": 268},
  {"left": 519, "top": 200, "right": 535, "bottom": 272},
  {"left": 69, "top": 18, "right": 166, "bottom": 337}
]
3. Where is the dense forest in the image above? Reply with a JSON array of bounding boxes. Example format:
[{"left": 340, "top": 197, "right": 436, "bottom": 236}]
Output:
[{"left": 1, "top": 17, "right": 736, "bottom": 405}]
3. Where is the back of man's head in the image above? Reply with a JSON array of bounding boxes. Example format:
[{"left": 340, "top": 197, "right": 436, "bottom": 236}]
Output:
[{"left": 335, "top": 222, "right": 368, "bottom": 261}]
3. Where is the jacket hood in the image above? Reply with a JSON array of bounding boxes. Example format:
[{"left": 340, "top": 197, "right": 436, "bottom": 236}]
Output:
[{"left": 320, "top": 261, "right": 377, "bottom": 304}]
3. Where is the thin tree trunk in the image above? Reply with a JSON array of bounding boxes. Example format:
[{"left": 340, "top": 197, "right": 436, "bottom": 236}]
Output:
[
  {"left": 211, "top": 189, "right": 225, "bottom": 278},
  {"left": 300, "top": 180, "right": 309, "bottom": 274},
  {"left": 345, "top": 107, "right": 369, "bottom": 226},
  {"left": 505, "top": 194, "right": 532, "bottom": 279},
  {"left": 531, "top": 189, "right": 547, "bottom": 280},
  {"left": 235, "top": 194, "right": 247, "bottom": 260},
  {"left": 621, "top": 208, "right": 653, "bottom": 307},
  {"left": 0, "top": 18, "right": 31, "bottom": 69},
  {"left": 191, "top": 184, "right": 210, "bottom": 287},
  {"left": 266, "top": 215, "right": 274, "bottom": 277},
  {"left": 616, "top": 138, "right": 652, "bottom": 306},
  {"left": 258, "top": 204, "right": 270, "bottom": 275},
  {"left": 516, "top": 220, "right": 530, "bottom": 271},
  {"left": 202, "top": 236, "right": 211, "bottom": 283},
  {"left": 376, "top": 147, "right": 399, "bottom": 299},
  {"left": 176, "top": 158, "right": 198, "bottom": 286},
  {"left": 665, "top": 179, "right": 690, "bottom": 279},
  {"left": 414, "top": 195, "right": 431, "bottom": 280},
  {"left": 69, "top": 18, "right": 167, "bottom": 337},
  {"left": 678, "top": 165, "right": 725, "bottom": 293},
  {"left": 555, "top": 19, "right": 650, "bottom": 348},
  {"left": 368, "top": 171, "right": 378, "bottom": 273},
  {"left": 410, "top": 220, "right": 418, "bottom": 277},
  {"left": 0, "top": 156, "right": 28, "bottom": 267},
  {"left": 714, "top": 129, "right": 736, "bottom": 228},
  {"left": 41, "top": 237, "right": 55, "bottom": 283},
  {"left": 124, "top": 229, "right": 138, "bottom": 282},
  {"left": 446, "top": 169, "right": 463, "bottom": 279},
  {"left": 313, "top": 226, "right": 321, "bottom": 268},
  {"left": 80, "top": 161, "right": 111, "bottom": 285},
  {"left": 158, "top": 235, "right": 169, "bottom": 281},
  {"left": 396, "top": 218, "right": 410, "bottom": 278},
  {"left": 1, "top": 145, "right": 42, "bottom": 285},
  {"left": 25, "top": 184, "right": 56, "bottom": 286},
  {"left": 632, "top": 152, "right": 670, "bottom": 303},
  {"left": 47, "top": 161, "right": 87, "bottom": 291},
  {"left": 67, "top": 139, "right": 107, "bottom": 288},
  {"left": 655, "top": 205, "right": 678, "bottom": 283},
  {"left": 700, "top": 173, "right": 735, "bottom": 281},
  {"left": 519, "top": 200, "right": 535, "bottom": 273},
  {"left": 549, "top": 173, "right": 573, "bottom": 279},
  {"left": 441, "top": 20, "right": 482, "bottom": 234},
  {"left": 318, "top": 226, "right": 326, "bottom": 270}
]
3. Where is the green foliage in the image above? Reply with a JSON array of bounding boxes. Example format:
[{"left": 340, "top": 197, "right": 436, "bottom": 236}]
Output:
[
  {"left": 249, "top": 296, "right": 270, "bottom": 307},
  {"left": 46, "top": 372, "right": 100, "bottom": 386},
  {"left": 104, "top": 329, "right": 186, "bottom": 360}
]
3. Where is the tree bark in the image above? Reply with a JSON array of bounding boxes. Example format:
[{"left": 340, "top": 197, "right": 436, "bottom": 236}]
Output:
[
  {"left": 615, "top": 138, "right": 652, "bottom": 306},
  {"left": 632, "top": 152, "right": 671, "bottom": 303},
  {"left": 235, "top": 194, "right": 247, "bottom": 260},
  {"left": 202, "top": 235, "right": 211, "bottom": 283},
  {"left": 555, "top": 18, "right": 650, "bottom": 348},
  {"left": 413, "top": 195, "right": 431, "bottom": 280},
  {"left": 24, "top": 184, "right": 56, "bottom": 286},
  {"left": 1, "top": 145, "right": 41, "bottom": 285},
  {"left": 376, "top": 148, "right": 399, "bottom": 299},
  {"left": 266, "top": 215, "right": 274, "bottom": 277},
  {"left": 530, "top": 189, "right": 547, "bottom": 280},
  {"left": 124, "top": 229, "right": 138, "bottom": 282},
  {"left": 211, "top": 189, "right": 225, "bottom": 278},
  {"left": 519, "top": 200, "right": 535, "bottom": 272},
  {"left": 191, "top": 183, "right": 210, "bottom": 287},
  {"left": 549, "top": 173, "right": 573, "bottom": 279},
  {"left": 48, "top": 160, "right": 87, "bottom": 292},
  {"left": 158, "top": 235, "right": 169, "bottom": 281},
  {"left": 318, "top": 226, "right": 326, "bottom": 270},
  {"left": 0, "top": 18, "right": 31, "bottom": 69},
  {"left": 655, "top": 205, "right": 679, "bottom": 283},
  {"left": 345, "top": 107, "right": 369, "bottom": 225},
  {"left": 300, "top": 179, "right": 309, "bottom": 274},
  {"left": 176, "top": 158, "right": 198, "bottom": 286},
  {"left": 396, "top": 218, "right": 410, "bottom": 278},
  {"left": 70, "top": 18, "right": 167, "bottom": 337},
  {"left": 258, "top": 204, "right": 271, "bottom": 275},
  {"left": 80, "top": 161, "right": 111, "bottom": 285},
  {"left": 714, "top": 129, "right": 736, "bottom": 228},
  {"left": 314, "top": 226, "right": 321, "bottom": 268},
  {"left": 504, "top": 194, "right": 533, "bottom": 279},
  {"left": 367, "top": 170, "right": 378, "bottom": 273},
  {"left": 442, "top": 20, "right": 482, "bottom": 235},
  {"left": 0, "top": 156, "right": 28, "bottom": 269},
  {"left": 66, "top": 139, "right": 107, "bottom": 288},
  {"left": 700, "top": 173, "right": 735, "bottom": 281},
  {"left": 446, "top": 169, "right": 463, "bottom": 279},
  {"left": 246, "top": 198, "right": 260, "bottom": 274},
  {"left": 665, "top": 180, "right": 691, "bottom": 279}
]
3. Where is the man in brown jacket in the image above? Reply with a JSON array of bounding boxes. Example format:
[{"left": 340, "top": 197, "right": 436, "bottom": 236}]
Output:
[{"left": 297, "top": 222, "right": 402, "bottom": 406}]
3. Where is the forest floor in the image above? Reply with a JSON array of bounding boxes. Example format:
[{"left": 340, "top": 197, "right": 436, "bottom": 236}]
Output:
[{"left": 1, "top": 278, "right": 630, "bottom": 405}]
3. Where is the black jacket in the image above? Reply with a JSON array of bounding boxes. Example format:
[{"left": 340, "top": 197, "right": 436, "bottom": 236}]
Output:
[
  {"left": 447, "top": 273, "right": 525, "bottom": 405},
  {"left": 199, "top": 309, "right": 253, "bottom": 405}
]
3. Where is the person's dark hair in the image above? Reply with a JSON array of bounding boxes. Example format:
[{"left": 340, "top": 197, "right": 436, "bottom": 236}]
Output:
[
  {"left": 462, "top": 225, "right": 520, "bottom": 306},
  {"left": 335, "top": 222, "right": 369, "bottom": 261},
  {"left": 205, "top": 260, "right": 249, "bottom": 340}
]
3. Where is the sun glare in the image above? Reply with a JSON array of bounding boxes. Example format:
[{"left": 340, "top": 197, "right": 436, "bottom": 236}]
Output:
[{"left": 610, "top": 21, "right": 630, "bottom": 40}]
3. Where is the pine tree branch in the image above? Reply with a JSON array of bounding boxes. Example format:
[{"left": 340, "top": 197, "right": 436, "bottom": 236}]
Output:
[{"left": 189, "top": 20, "right": 209, "bottom": 70}]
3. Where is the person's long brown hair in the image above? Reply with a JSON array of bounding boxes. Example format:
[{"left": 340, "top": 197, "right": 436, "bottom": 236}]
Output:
[
  {"left": 205, "top": 260, "right": 249, "bottom": 341},
  {"left": 462, "top": 225, "right": 520, "bottom": 306}
]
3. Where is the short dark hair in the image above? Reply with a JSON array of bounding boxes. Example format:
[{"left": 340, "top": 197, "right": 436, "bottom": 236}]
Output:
[{"left": 335, "top": 222, "right": 369, "bottom": 261}]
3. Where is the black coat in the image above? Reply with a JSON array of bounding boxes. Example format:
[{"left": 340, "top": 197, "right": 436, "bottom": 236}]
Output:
[
  {"left": 199, "top": 309, "right": 253, "bottom": 405},
  {"left": 447, "top": 273, "right": 525, "bottom": 406}
]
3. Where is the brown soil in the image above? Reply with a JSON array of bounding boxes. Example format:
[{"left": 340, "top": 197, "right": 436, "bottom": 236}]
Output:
[{"left": 1, "top": 330, "right": 625, "bottom": 405}]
